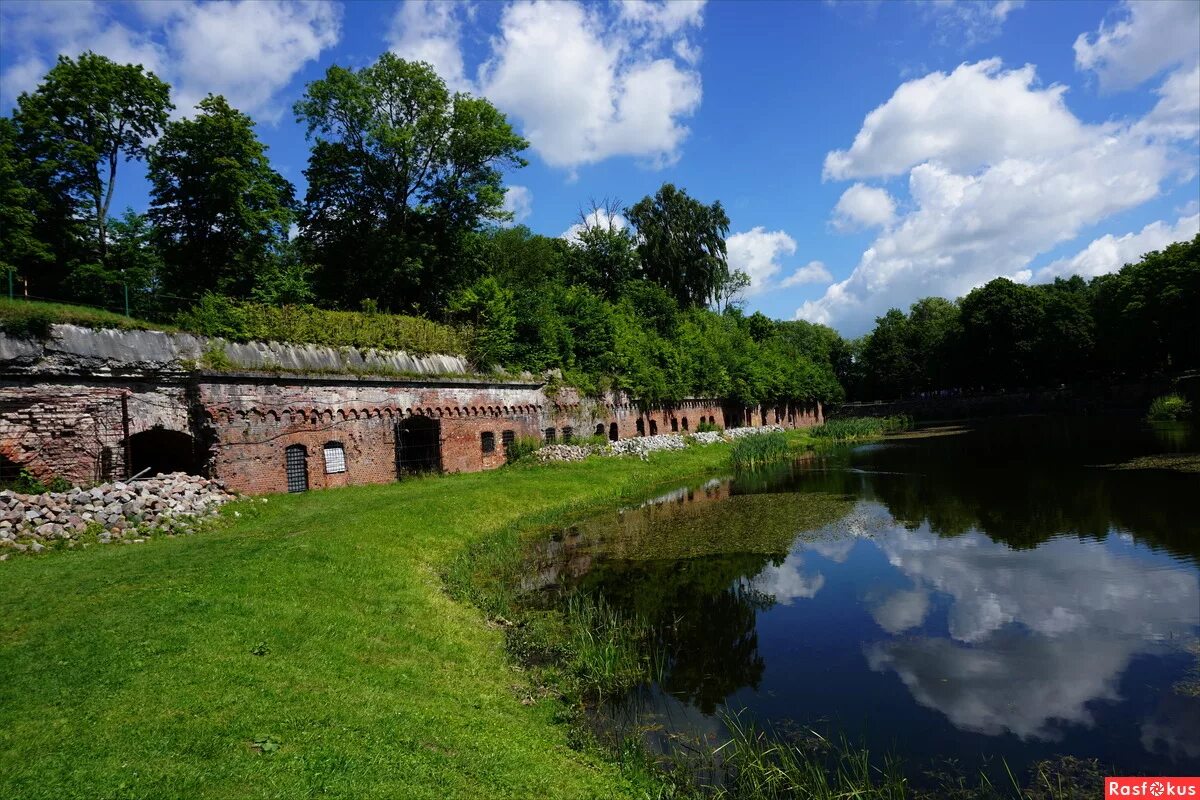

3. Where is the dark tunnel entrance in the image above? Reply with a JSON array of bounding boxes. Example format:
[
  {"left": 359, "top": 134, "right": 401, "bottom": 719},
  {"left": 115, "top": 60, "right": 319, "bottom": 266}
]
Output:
[
  {"left": 395, "top": 416, "right": 441, "bottom": 475},
  {"left": 126, "top": 428, "right": 204, "bottom": 478}
]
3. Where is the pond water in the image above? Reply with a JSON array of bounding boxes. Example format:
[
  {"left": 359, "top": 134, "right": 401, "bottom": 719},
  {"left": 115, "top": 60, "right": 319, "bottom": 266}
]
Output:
[{"left": 524, "top": 417, "right": 1200, "bottom": 782}]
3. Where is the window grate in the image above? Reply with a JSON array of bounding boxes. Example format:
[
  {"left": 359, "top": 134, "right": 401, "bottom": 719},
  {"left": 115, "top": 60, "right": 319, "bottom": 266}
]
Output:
[
  {"left": 482, "top": 431, "right": 496, "bottom": 453},
  {"left": 285, "top": 445, "right": 308, "bottom": 492},
  {"left": 323, "top": 442, "right": 346, "bottom": 474},
  {"left": 501, "top": 430, "right": 515, "bottom": 451},
  {"left": 544, "top": 428, "right": 556, "bottom": 443},
  {"left": 562, "top": 427, "right": 573, "bottom": 443}
]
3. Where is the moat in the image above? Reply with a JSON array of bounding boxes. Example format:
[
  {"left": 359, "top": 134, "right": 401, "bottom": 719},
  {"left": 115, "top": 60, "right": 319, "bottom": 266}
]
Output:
[{"left": 524, "top": 417, "right": 1200, "bottom": 782}]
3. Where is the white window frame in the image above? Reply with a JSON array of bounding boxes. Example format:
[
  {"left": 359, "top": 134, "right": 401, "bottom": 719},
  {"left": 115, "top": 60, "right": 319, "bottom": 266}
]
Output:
[{"left": 323, "top": 442, "right": 347, "bottom": 474}]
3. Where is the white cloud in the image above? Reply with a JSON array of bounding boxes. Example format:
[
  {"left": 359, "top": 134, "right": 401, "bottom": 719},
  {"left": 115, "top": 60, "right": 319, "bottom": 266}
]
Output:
[
  {"left": 726, "top": 227, "right": 797, "bottom": 294},
  {"left": 1074, "top": 0, "right": 1200, "bottom": 91},
  {"left": 871, "top": 588, "right": 930, "bottom": 634},
  {"left": 832, "top": 183, "right": 896, "bottom": 230},
  {"left": 386, "top": 0, "right": 470, "bottom": 92},
  {"left": 750, "top": 553, "right": 825, "bottom": 605},
  {"left": 0, "top": 0, "right": 341, "bottom": 121},
  {"left": 1035, "top": 213, "right": 1199, "bottom": 282},
  {"left": 1138, "top": 63, "right": 1200, "bottom": 142},
  {"left": 501, "top": 184, "right": 533, "bottom": 225},
  {"left": 801, "top": 60, "right": 1186, "bottom": 334},
  {"left": 781, "top": 261, "right": 833, "bottom": 288},
  {"left": 479, "top": 0, "right": 704, "bottom": 171},
  {"left": 922, "top": 0, "right": 1024, "bottom": 47},
  {"left": 823, "top": 60, "right": 1085, "bottom": 181},
  {"left": 561, "top": 207, "right": 628, "bottom": 243}
]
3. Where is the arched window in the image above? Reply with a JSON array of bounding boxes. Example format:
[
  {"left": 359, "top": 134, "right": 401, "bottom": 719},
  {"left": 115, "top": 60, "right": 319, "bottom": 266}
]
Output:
[
  {"left": 608, "top": 422, "right": 619, "bottom": 441},
  {"left": 670, "top": 418, "right": 679, "bottom": 432},
  {"left": 649, "top": 420, "right": 658, "bottom": 435},
  {"left": 285, "top": 445, "right": 308, "bottom": 492},
  {"left": 481, "top": 432, "right": 496, "bottom": 453},
  {"left": 636, "top": 418, "right": 646, "bottom": 436},
  {"left": 681, "top": 417, "right": 689, "bottom": 431},
  {"left": 544, "top": 427, "right": 557, "bottom": 443},
  {"left": 323, "top": 442, "right": 347, "bottom": 474}
]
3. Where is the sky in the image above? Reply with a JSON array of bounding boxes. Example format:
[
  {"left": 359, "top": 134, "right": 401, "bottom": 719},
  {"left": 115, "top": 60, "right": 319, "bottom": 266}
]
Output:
[{"left": 1, "top": 0, "right": 1197, "bottom": 336}]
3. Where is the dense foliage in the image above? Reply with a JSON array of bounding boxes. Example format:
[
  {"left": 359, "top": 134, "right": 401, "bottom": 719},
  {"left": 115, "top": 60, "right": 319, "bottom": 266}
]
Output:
[
  {"left": 2, "top": 50, "right": 1196, "bottom": 405},
  {"left": 845, "top": 236, "right": 1200, "bottom": 400}
]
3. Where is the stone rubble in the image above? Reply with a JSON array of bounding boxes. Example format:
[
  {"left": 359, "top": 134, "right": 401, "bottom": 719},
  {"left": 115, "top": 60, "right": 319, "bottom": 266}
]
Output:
[
  {"left": 533, "top": 425, "right": 786, "bottom": 463},
  {"left": 0, "top": 473, "right": 234, "bottom": 554}
]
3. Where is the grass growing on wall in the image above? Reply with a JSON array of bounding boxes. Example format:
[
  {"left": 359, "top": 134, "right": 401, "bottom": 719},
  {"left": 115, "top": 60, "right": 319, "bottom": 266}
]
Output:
[
  {"left": 176, "top": 295, "right": 467, "bottom": 355},
  {"left": 0, "top": 298, "right": 168, "bottom": 339}
]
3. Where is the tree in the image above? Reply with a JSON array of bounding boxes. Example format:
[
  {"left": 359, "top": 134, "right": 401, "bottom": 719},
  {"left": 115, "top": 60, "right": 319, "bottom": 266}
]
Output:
[
  {"left": 566, "top": 201, "right": 639, "bottom": 298},
  {"left": 66, "top": 209, "right": 163, "bottom": 317},
  {"left": 957, "top": 278, "right": 1045, "bottom": 389},
  {"left": 626, "top": 183, "right": 731, "bottom": 308},
  {"left": 148, "top": 94, "right": 296, "bottom": 303},
  {"left": 294, "top": 54, "right": 528, "bottom": 312},
  {"left": 14, "top": 52, "right": 171, "bottom": 268},
  {"left": 905, "top": 296, "right": 960, "bottom": 391},
  {"left": 862, "top": 308, "right": 915, "bottom": 399},
  {"left": 0, "top": 117, "right": 52, "bottom": 291}
]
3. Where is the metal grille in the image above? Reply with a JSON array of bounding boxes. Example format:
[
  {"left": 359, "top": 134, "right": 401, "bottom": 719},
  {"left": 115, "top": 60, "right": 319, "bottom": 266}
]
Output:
[
  {"left": 481, "top": 432, "right": 496, "bottom": 453},
  {"left": 502, "top": 430, "right": 515, "bottom": 451},
  {"left": 562, "top": 427, "right": 573, "bottom": 443},
  {"left": 285, "top": 445, "right": 308, "bottom": 492},
  {"left": 544, "top": 427, "right": 556, "bottom": 443},
  {"left": 323, "top": 442, "right": 346, "bottom": 474}
]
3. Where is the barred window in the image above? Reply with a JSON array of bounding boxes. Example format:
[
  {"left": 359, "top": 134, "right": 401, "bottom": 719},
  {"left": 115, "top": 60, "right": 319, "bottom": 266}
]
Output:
[
  {"left": 502, "top": 430, "right": 515, "bottom": 451},
  {"left": 323, "top": 442, "right": 346, "bottom": 474},
  {"left": 482, "top": 431, "right": 496, "bottom": 453},
  {"left": 544, "top": 427, "right": 556, "bottom": 443},
  {"left": 562, "top": 427, "right": 573, "bottom": 443},
  {"left": 285, "top": 445, "right": 308, "bottom": 492}
]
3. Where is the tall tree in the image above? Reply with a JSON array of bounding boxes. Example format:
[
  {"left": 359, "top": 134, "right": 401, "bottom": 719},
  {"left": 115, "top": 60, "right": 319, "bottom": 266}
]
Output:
[
  {"left": 0, "top": 117, "right": 53, "bottom": 292},
  {"left": 14, "top": 52, "right": 171, "bottom": 270},
  {"left": 626, "top": 183, "right": 731, "bottom": 308},
  {"left": 294, "top": 54, "right": 528, "bottom": 313},
  {"left": 957, "top": 278, "right": 1046, "bottom": 389},
  {"left": 148, "top": 94, "right": 296, "bottom": 303}
]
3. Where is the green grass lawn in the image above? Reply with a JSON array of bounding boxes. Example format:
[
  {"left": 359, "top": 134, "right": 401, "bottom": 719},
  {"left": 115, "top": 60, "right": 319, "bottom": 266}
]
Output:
[{"left": 0, "top": 447, "right": 729, "bottom": 800}]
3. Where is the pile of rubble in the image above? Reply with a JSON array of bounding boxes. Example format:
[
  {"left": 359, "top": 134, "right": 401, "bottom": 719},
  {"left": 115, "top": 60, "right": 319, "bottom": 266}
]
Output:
[
  {"left": 535, "top": 444, "right": 594, "bottom": 463},
  {"left": 0, "top": 473, "right": 234, "bottom": 555},
  {"left": 724, "top": 425, "right": 785, "bottom": 439},
  {"left": 533, "top": 425, "right": 786, "bottom": 463}
]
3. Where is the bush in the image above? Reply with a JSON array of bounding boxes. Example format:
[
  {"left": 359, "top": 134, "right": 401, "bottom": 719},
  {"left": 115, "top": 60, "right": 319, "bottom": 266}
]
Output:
[
  {"left": 504, "top": 436, "right": 543, "bottom": 465},
  {"left": 812, "top": 415, "right": 911, "bottom": 441},
  {"left": 696, "top": 420, "right": 721, "bottom": 433},
  {"left": 1147, "top": 393, "right": 1193, "bottom": 421},
  {"left": 3, "top": 468, "right": 71, "bottom": 494}
]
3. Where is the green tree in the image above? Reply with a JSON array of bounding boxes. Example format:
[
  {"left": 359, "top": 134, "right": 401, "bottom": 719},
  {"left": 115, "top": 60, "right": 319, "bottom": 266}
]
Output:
[
  {"left": 66, "top": 209, "right": 163, "bottom": 316},
  {"left": 862, "top": 308, "right": 915, "bottom": 399},
  {"left": 13, "top": 52, "right": 171, "bottom": 268},
  {"left": 448, "top": 276, "right": 517, "bottom": 369},
  {"left": 295, "top": 54, "right": 528, "bottom": 312},
  {"left": 905, "top": 296, "right": 960, "bottom": 391},
  {"left": 626, "top": 183, "right": 731, "bottom": 308},
  {"left": 148, "top": 94, "right": 296, "bottom": 303},
  {"left": 958, "top": 278, "right": 1045, "bottom": 389},
  {"left": 566, "top": 205, "right": 639, "bottom": 299},
  {"left": 0, "top": 117, "right": 53, "bottom": 291}
]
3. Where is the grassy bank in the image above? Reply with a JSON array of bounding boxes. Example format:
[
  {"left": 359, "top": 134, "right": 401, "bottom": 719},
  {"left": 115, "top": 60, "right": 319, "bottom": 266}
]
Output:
[{"left": 0, "top": 447, "right": 729, "bottom": 800}]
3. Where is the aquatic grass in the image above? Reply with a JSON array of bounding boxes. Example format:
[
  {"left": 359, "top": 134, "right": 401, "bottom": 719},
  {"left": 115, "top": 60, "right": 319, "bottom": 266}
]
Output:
[
  {"left": 729, "top": 431, "right": 790, "bottom": 471},
  {"left": 811, "top": 415, "right": 912, "bottom": 441},
  {"left": 1146, "top": 393, "right": 1192, "bottom": 421},
  {"left": 564, "top": 594, "right": 665, "bottom": 700}
]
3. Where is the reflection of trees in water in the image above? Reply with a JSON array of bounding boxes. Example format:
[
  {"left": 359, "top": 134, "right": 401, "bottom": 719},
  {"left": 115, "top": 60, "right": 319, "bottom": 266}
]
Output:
[
  {"left": 805, "top": 419, "right": 1200, "bottom": 563},
  {"left": 575, "top": 554, "right": 777, "bottom": 714}
]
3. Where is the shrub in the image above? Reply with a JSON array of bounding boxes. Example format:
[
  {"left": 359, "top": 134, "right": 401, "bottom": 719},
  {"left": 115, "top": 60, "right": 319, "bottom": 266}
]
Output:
[
  {"left": 696, "top": 420, "right": 721, "bottom": 433},
  {"left": 811, "top": 415, "right": 911, "bottom": 441},
  {"left": 3, "top": 468, "right": 71, "bottom": 494},
  {"left": 1147, "top": 393, "right": 1193, "bottom": 421},
  {"left": 504, "top": 436, "right": 543, "bottom": 464}
]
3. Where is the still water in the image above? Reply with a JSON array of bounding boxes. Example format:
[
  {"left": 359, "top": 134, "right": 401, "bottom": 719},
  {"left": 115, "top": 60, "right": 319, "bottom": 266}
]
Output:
[{"left": 525, "top": 417, "right": 1200, "bottom": 780}]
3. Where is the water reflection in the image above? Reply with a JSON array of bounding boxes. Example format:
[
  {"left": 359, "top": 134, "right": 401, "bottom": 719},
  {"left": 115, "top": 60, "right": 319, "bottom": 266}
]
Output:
[{"left": 523, "top": 417, "right": 1200, "bottom": 777}]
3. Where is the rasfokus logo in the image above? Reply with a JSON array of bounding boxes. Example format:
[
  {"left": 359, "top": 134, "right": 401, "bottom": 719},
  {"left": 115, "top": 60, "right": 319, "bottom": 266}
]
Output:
[{"left": 1106, "top": 778, "right": 1200, "bottom": 797}]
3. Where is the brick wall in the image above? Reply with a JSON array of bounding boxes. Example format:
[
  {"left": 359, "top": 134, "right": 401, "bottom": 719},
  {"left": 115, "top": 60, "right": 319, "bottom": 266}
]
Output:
[{"left": 1, "top": 372, "right": 824, "bottom": 494}]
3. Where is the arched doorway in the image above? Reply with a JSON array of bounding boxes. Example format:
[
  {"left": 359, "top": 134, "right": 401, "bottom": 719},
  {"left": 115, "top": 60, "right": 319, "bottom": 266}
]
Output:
[
  {"left": 126, "top": 428, "right": 203, "bottom": 478},
  {"left": 595, "top": 423, "right": 605, "bottom": 437},
  {"left": 636, "top": 418, "right": 645, "bottom": 436},
  {"left": 608, "top": 422, "right": 618, "bottom": 441},
  {"left": 395, "top": 415, "right": 441, "bottom": 475}
]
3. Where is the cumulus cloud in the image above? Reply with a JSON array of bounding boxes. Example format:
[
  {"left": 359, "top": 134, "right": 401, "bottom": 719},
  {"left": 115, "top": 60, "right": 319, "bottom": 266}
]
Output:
[
  {"left": 800, "top": 59, "right": 1186, "bottom": 334},
  {"left": 750, "top": 553, "right": 826, "bottom": 605},
  {"left": 391, "top": 1, "right": 706, "bottom": 172},
  {"left": 725, "top": 227, "right": 797, "bottom": 295},
  {"left": 0, "top": 0, "right": 341, "bottom": 120},
  {"left": 780, "top": 261, "right": 833, "bottom": 288},
  {"left": 832, "top": 183, "right": 896, "bottom": 230},
  {"left": 501, "top": 184, "right": 533, "bottom": 225},
  {"left": 480, "top": 1, "right": 704, "bottom": 171},
  {"left": 1035, "top": 213, "right": 1199, "bottom": 282},
  {"left": 1074, "top": 0, "right": 1200, "bottom": 91},
  {"left": 386, "top": 0, "right": 470, "bottom": 92}
]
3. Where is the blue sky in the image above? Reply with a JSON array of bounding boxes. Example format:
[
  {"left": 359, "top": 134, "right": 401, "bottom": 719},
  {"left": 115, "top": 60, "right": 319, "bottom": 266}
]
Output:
[{"left": 2, "top": 0, "right": 1197, "bottom": 335}]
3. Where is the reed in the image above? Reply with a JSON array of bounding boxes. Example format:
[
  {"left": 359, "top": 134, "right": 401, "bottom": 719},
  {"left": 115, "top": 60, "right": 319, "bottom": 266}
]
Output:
[
  {"left": 729, "top": 431, "right": 790, "bottom": 471},
  {"left": 811, "top": 415, "right": 911, "bottom": 441},
  {"left": 1147, "top": 393, "right": 1192, "bottom": 421}
]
